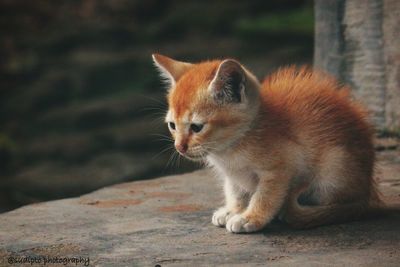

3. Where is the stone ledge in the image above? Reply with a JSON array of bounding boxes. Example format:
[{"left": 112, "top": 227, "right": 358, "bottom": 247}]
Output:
[{"left": 1, "top": 153, "right": 400, "bottom": 266}]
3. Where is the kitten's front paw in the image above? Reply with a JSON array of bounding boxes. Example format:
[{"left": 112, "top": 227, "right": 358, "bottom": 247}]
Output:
[
  {"left": 212, "top": 207, "right": 234, "bottom": 227},
  {"left": 226, "top": 214, "right": 263, "bottom": 233}
]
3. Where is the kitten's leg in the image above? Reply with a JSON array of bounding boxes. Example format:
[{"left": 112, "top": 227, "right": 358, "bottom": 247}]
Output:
[
  {"left": 226, "top": 172, "right": 289, "bottom": 233},
  {"left": 212, "top": 179, "right": 249, "bottom": 227}
]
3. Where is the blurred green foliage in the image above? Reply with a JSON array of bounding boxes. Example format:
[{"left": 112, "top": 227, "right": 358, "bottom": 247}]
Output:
[
  {"left": 0, "top": 133, "right": 17, "bottom": 152},
  {"left": 378, "top": 128, "right": 400, "bottom": 138},
  {"left": 0, "top": 133, "right": 18, "bottom": 172},
  {"left": 236, "top": 7, "right": 314, "bottom": 36}
]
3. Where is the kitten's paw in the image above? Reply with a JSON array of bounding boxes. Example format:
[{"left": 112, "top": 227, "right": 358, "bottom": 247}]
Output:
[
  {"left": 212, "top": 207, "right": 234, "bottom": 227},
  {"left": 226, "top": 214, "right": 263, "bottom": 233}
]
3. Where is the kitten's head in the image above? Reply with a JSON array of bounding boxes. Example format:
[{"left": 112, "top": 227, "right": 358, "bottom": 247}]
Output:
[{"left": 152, "top": 54, "right": 260, "bottom": 161}]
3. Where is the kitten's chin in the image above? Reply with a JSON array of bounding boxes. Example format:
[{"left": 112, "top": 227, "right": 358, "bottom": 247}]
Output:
[{"left": 182, "top": 154, "right": 206, "bottom": 162}]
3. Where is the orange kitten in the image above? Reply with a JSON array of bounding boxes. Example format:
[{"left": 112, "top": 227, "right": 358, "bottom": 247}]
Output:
[{"left": 152, "top": 53, "right": 382, "bottom": 233}]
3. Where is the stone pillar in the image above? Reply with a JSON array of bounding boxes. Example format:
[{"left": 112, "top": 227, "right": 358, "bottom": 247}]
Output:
[{"left": 314, "top": 0, "right": 400, "bottom": 131}]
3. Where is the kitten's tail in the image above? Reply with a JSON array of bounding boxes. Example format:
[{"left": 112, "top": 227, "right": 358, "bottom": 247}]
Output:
[{"left": 282, "top": 185, "right": 397, "bottom": 229}]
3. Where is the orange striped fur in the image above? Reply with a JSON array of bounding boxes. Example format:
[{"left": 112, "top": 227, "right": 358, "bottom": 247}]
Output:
[{"left": 153, "top": 54, "right": 381, "bottom": 233}]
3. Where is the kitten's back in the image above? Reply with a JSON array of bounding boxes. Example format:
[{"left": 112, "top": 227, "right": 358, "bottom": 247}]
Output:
[{"left": 260, "top": 66, "right": 374, "bottom": 149}]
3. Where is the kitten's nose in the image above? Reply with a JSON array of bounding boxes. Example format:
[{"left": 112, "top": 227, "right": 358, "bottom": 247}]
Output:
[{"left": 175, "top": 143, "right": 188, "bottom": 154}]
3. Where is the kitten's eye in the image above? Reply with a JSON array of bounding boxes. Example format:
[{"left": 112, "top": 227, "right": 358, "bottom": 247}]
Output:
[
  {"left": 190, "top": 123, "right": 204, "bottom": 133},
  {"left": 168, "top": 122, "right": 176, "bottom": 130}
]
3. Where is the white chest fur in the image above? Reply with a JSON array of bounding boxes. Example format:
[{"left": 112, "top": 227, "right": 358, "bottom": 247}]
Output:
[{"left": 207, "top": 153, "right": 259, "bottom": 193}]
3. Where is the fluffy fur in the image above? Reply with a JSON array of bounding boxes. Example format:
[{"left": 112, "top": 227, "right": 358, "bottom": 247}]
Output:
[{"left": 153, "top": 53, "right": 381, "bottom": 233}]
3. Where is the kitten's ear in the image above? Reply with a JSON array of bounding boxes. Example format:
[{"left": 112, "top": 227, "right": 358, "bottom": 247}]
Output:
[
  {"left": 209, "top": 59, "right": 246, "bottom": 104},
  {"left": 152, "top": 53, "right": 193, "bottom": 88}
]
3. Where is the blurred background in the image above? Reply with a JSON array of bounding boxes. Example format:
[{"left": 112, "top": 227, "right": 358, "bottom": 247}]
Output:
[{"left": 0, "top": 0, "right": 313, "bottom": 212}]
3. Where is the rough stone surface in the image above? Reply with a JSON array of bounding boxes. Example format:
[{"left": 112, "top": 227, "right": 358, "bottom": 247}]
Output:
[
  {"left": 1, "top": 149, "right": 399, "bottom": 267},
  {"left": 314, "top": 0, "right": 400, "bottom": 130}
]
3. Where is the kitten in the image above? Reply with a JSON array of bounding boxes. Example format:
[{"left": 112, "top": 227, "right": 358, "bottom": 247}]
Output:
[{"left": 152, "top": 53, "right": 382, "bottom": 233}]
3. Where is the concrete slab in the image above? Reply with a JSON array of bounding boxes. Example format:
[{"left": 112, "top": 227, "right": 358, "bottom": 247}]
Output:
[{"left": 1, "top": 150, "right": 399, "bottom": 266}]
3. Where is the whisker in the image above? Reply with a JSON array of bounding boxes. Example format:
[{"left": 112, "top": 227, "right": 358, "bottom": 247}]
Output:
[
  {"left": 150, "top": 133, "right": 172, "bottom": 138},
  {"left": 176, "top": 153, "right": 182, "bottom": 169},
  {"left": 144, "top": 115, "right": 167, "bottom": 124},
  {"left": 169, "top": 151, "right": 180, "bottom": 172},
  {"left": 153, "top": 139, "right": 173, "bottom": 143},
  {"left": 152, "top": 145, "right": 174, "bottom": 160},
  {"left": 139, "top": 94, "right": 167, "bottom": 107},
  {"left": 164, "top": 151, "right": 176, "bottom": 172},
  {"left": 150, "top": 133, "right": 173, "bottom": 143},
  {"left": 138, "top": 106, "right": 166, "bottom": 113}
]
